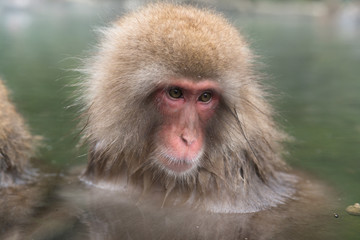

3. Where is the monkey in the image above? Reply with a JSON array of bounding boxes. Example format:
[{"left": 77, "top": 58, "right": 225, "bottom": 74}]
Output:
[
  {"left": 0, "top": 4, "right": 342, "bottom": 240},
  {"left": 78, "top": 3, "right": 298, "bottom": 214},
  {"left": 0, "top": 78, "right": 36, "bottom": 187},
  {"left": 0, "top": 77, "right": 42, "bottom": 237},
  {"left": 0, "top": 78, "right": 67, "bottom": 240}
]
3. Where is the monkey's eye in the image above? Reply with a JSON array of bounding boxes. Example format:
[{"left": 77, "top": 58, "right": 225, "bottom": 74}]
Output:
[
  {"left": 168, "top": 88, "right": 183, "bottom": 99},
  {"left": 198, "top": 91, "right": 212, "bottom": 102}
]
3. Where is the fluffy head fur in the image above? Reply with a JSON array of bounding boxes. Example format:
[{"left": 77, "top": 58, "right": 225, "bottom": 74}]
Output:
[
  {"left": 0, "top": 79, "right": 36, "bottom": 186},
  {"left": 79, "top": 3, "right": 296, "bottom": 213}
]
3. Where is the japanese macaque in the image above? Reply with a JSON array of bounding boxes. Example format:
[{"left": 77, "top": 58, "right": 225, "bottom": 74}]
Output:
[
  {"left": 0, "top": 4, "right": 339, "bottom": 240},
  {"left": 0, "top": 78, "right": 36, "bottom": 187},
  {"left": 0, "top": 78, "right": 43, "bottom": 238},
  {"left": 79, "top": 3, "right": 297, "bottom": 213}
]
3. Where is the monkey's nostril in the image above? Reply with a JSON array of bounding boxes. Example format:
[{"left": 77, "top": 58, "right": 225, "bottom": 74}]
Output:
[{"left": 180, "top": 134, "right": 196, "bottom": 146}]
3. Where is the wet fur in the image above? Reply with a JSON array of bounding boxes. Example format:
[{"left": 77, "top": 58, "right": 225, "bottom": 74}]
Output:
[{"left": 79, "top": 3, "right": 296, "bottom": 213}]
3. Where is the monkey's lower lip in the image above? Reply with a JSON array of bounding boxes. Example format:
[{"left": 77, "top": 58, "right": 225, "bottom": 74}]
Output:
[{"left": 159, "top": 156, "right": 195, "bottom": 173}]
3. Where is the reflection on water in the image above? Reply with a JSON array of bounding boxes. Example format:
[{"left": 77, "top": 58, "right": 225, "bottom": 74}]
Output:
[
  {"left": 0, "top": 0, "right": 360, "bottom": 239},
  {"left": 0, "top": 172, "right": 340, "bottom": 240}
]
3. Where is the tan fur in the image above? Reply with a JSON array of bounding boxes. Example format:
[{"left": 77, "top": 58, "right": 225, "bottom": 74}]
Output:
[
  {"left": 79, "top": 3, "right": 296, "bottom": 213},
  {"left": 0, "top": 78, "right": 36, "bottom": 186}
]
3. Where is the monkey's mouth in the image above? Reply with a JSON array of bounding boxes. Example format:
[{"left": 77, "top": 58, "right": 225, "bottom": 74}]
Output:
[{"left": 158, "top": 155, "right": 197, "bottom": 173}]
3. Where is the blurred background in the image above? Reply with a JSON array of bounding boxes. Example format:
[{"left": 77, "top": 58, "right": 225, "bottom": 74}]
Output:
[{"left": 0, "top": 0, "right": 359, "bottom": 238}]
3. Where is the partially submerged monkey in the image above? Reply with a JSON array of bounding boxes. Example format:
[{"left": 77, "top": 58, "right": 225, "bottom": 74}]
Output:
[
  {"left": 0, "top": 78, "right": 44, "bottom": 237},
  {"left": 0, "top": 4, "right": 338, "bottom": 240},
  {"left": 0, "top": 78, "right": 36, "bottom": 186},
  {"left": 79, "top": 3, "right": 297, "bottom": 213}
]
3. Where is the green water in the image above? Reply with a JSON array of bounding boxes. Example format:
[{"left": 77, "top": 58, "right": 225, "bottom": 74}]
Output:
[{"left": 0, "top": 1, "right": 359, "bottom": 238}]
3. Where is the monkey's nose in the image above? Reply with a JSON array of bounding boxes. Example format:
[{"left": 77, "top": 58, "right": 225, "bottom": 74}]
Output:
[{"left": 180, "top": 134, "right": 196, "bottom": 146}]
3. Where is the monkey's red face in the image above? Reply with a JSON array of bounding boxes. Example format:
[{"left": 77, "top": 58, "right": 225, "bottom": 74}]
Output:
[{"left": 155, "top": 79, "right": 220, "bottom": 175}]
